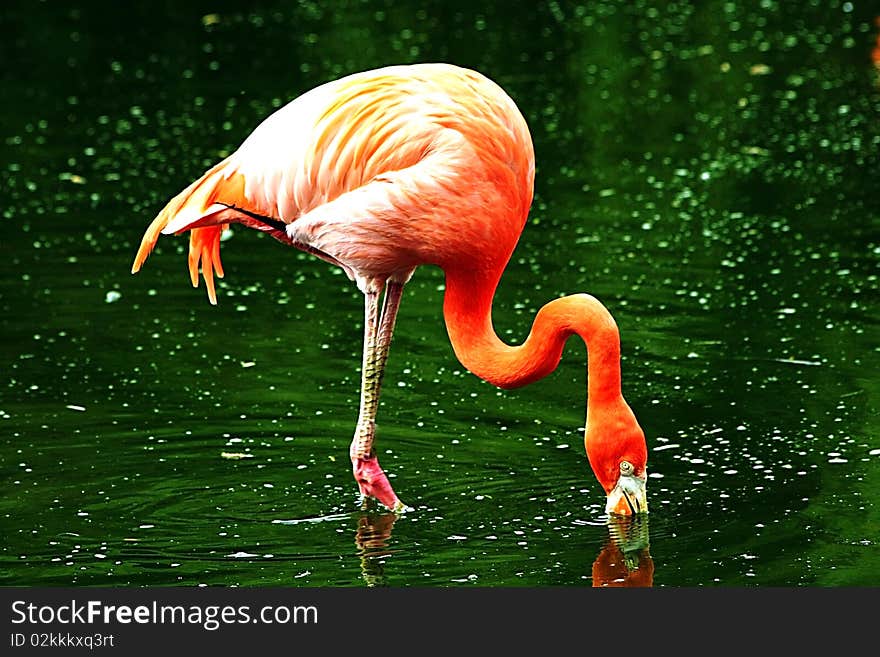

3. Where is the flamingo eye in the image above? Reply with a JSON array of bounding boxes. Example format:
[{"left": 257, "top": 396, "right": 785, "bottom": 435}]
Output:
[{"left": 619, "top": 461, "right": 634, "bottom": 475}]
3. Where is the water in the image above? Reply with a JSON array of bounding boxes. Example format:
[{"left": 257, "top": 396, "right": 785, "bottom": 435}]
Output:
[{"left": 1, "top": 1, "right": 878, "bottom": 587}]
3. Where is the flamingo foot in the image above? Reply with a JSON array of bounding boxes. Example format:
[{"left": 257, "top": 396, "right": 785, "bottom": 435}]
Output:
[{"left": 352, "top": 454, "right": 408, "bottom": 513}]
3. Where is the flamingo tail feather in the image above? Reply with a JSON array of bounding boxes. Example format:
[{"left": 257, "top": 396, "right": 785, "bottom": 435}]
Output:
[{"left": 131, "top": 157, "right": 243, "bottom": 304}]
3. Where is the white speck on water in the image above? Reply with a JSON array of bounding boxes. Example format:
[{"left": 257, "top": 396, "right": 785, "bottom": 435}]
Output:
[
  {"left": 447, "top": 535, "right": 467, "bottom": 541},
  {"left": 227, "top": 551, "right": 258, "bottom": 558},
  {"left": 773, "top": 358, "right": 822, "bottom": 366},
  {"left": 66, "top": 405, "right": 86, "bottom": 412},
  {"left": 653, "top": 443, "right": 680, "bottom": 451},
  {"left": 105, "top": 290, "right": 121, "bottom": 303}
]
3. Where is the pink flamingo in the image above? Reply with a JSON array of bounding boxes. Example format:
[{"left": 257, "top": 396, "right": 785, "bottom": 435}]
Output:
[{"left": 132, "top": 63, "right": 648, "bottom": 515}]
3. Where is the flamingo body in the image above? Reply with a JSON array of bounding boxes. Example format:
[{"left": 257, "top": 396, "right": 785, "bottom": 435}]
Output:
[{"left": 132, "top": 63, "right": 647, "bottom": 514}]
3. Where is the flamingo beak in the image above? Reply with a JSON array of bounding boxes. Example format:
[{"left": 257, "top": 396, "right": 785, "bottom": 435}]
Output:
[{"left": 605, "top": 472, "right": 648, "bottom": 516}]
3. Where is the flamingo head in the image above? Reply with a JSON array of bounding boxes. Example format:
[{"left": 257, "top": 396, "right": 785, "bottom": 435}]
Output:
[{"left": 585, "top": 401, "right": 648, "bottom": 516}]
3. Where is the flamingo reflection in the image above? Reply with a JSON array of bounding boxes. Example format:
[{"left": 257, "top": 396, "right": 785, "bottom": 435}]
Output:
[
  {"left": 352, "top": 510, "right": 653, "bottom": 586},
  {"left": 592, "top": 514, "right": 654, "bottom": 587},
  {"left": 355, "top": 511, "right": 399, "bottom": 587}
]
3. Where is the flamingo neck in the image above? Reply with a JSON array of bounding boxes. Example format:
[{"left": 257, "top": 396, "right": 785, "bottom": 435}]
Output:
[{"left": 442, "top": 268, "right": 623, "bottom": 405}]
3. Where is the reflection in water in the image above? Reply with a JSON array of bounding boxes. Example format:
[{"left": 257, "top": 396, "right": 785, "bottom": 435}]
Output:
[
  {"left": 355, "top": 512, "right": 399, "bottom": 587},
  {"left": 592, "top": 516, "right": 654, "bottom": 588},
  {"left": 873, "top": 17, "right": 880, "bottom": 87},
  {"left": 873, "top": 18, "right": 880, "bottom": 65}
]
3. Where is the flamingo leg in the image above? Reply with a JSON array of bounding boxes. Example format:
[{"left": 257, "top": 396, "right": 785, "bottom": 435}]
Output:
[{"left": 350, "top": 281, "right": 406, "bottom": 512}]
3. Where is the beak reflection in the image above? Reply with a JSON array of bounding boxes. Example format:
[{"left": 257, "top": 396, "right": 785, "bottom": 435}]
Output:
[{"left": 592, "top": 513, "right": 653, "bottom": 587}]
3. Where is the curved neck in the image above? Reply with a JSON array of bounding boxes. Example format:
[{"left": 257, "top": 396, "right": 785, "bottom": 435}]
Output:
[{"left": 442, "top": 268, "right": 623, "bottom": 405}]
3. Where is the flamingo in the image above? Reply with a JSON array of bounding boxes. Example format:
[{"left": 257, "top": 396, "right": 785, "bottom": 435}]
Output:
[{"left": 131, "top": 63, "right": 648, "bottom": 515}]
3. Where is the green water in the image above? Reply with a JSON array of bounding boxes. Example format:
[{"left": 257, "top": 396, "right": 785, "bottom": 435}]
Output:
[{"left": 1, "top": 1, "right": 878, "bottom": 587}]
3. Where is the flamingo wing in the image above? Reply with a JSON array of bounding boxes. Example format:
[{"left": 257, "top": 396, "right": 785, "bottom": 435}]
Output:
[{"left": 132, "top": 64, "right": 533, "bottom": 300}]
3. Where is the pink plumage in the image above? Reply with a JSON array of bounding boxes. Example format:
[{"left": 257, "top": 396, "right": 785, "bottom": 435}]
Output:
[{"left": 132, "top": 63, "right": 647, "bottom": 515}]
